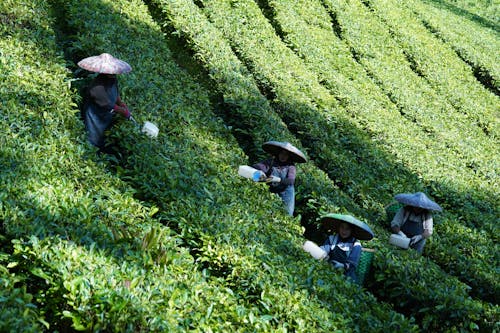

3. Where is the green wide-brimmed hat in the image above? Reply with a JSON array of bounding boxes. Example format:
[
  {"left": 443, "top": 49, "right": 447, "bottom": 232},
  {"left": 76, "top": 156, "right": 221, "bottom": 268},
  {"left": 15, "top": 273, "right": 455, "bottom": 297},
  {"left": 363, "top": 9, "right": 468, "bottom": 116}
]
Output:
[
  {"left": 262, "top": 141, "right": 307, "bottom": 163},
  {"left": 320, "top": 213, "right": 374, "bottom": 240},
  {"left": 395, "top": 192, "right": 442, "bottom": 212}
]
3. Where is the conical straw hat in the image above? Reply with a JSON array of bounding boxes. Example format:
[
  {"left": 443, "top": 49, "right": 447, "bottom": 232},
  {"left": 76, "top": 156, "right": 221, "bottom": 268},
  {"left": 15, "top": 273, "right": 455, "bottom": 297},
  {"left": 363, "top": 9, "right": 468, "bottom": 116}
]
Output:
[
  {"left": 394, "top": 192, "right": 442, "bottom": 212},
  {"left": 321, "top": 213, "right": 374, "bottom": 240},
  {"left": 262, "top": 141, "right": 307, "bottom": 163},
  {"left": 77, "top": 53, "right": 132, "bottom": 74}
]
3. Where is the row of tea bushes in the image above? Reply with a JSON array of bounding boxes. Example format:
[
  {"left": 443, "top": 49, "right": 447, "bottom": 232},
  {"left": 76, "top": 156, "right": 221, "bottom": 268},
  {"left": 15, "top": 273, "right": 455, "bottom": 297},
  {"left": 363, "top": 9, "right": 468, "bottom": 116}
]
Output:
[
  {"left": 370, "top": 246, "right": 499, "bottom": 332},
  {"left": 404, "top": 0, "right": 499, "bottom": 94},
  {"left": 0, "top": 4, "right": 62, "bottom": 329},
  {"left": 330, "top": 0, "right": 498, "bottom": 136},
  {"left": 195, "top": 0, "right": 415, "bottom": 216},
  {"left": 321, "top": 0, "right": 498, "bottom": 191},
  {"left": 57, "top": 0, "right": 418, "bottom": 331},
  {"left": 151, "top": 0, "right": 498, "bottom": 330},
  {"left": 363, "top": 0, "right": 499, "bottom": 133},
  {"left": 0, "top": 0, "right": 243, "bottom": 331},
  {"left": 260, "top": 0, "right": 498, "bottom": 303},
  {"left": 199, "top": 0, "right": 498, "bottom": 234},
  {"left": 11, "top": 234, "right": 274, "bottom": 332},
  {"left": 424, "top": 0, "right": 499, "bottom": 28},
  {"left": 315, "top": 0, "right": 499, "bottom": 298},
  {"left": 265, "top": 0, "right": 497, "bottom": 234},
  {"left": 194, "top": 0, "right": 498, "bottom": 302},
  {"left": 320, "top": 0, "right": 498, "bottom": 235},
  {"left": 145, "top": 0, "right": 371, "bottom": 227},
  {"left": 270, "top": 0, "right": 497, "bottom": 174}
]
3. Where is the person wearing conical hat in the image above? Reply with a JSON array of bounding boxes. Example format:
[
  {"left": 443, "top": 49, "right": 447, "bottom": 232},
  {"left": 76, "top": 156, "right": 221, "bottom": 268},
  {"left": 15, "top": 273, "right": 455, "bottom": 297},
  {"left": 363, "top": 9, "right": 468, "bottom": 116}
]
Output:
[
  {"left": 252, "top": 141, "right": 307, "bottom": 216},
  {"left": 319, "top": 214, "right": 374, "bottom": 281},
  {"left": 78, "top": 53, "right": 133, "bottom": 153},
  {"left": 390, "top": 192, "right": 442, "bottom": 254}
]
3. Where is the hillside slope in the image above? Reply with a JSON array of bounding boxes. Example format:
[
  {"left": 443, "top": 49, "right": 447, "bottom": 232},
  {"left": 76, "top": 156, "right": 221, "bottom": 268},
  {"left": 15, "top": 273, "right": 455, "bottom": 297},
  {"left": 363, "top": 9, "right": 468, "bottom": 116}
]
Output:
[{"left": 0, "top": 0, "right": 498, "bottom": 331}]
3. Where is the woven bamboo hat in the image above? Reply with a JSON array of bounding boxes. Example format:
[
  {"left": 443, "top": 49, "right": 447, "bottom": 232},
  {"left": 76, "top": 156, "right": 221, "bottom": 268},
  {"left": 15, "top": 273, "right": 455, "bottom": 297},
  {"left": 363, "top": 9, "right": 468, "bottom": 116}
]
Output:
[
  {"left": 262, "top": 141, "right": 307, "bottom": 163},
  {"left": 321, "top": 213, "right": 374, "bottom": 240},
  {"left": 77, "top": 53, "right": 132, "bottom": 74},
  {"left": 394, "top": 192, "right": 442, "bottom": 212}
]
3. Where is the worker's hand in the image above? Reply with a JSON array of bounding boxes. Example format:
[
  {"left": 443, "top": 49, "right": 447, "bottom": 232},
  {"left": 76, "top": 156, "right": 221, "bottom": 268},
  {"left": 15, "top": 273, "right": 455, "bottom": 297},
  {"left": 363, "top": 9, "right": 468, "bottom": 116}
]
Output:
[
  {"left": 123, "top": 108, "right": 131, "bottom": 119},
  {"left": 422, "top": 230, "right": 431, "bottom": 238},
  {"left": 114, "top": 104, "right": 131, "bottom": 119},
  {"left": 409, "top": 235, "right": 423, "bottom": 246},
  {"left": 266, "top": 176, "right": 281, "bottom": 183},
  {"left": 115, "top": 96, "right": 127, "bottom": 108},
  {"left": 332, "top": 260, "right": 345, "bottom": 269}
]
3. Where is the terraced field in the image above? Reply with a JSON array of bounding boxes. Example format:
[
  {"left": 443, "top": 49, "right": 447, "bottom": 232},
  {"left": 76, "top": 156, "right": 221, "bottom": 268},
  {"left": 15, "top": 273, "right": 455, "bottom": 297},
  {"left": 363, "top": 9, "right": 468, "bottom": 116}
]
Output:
[{"left": 0, "top": 0, "right": 498, "bottom": 331}]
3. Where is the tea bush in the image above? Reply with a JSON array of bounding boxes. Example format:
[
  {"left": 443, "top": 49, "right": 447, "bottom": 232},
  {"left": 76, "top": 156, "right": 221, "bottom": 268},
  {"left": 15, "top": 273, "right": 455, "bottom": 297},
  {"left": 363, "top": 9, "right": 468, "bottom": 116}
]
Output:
[
  {"left": 422, "top": 0, "right": 499, "bottom": 28},
  {"left": 1, "top": 0, "right": 498, "bottom": 331},
  {"left": 363, "top": 0, "right": 499, "bottom": 131},
  {"left": 404, "top": 0, "right": 499, "bottom": 94},
  {"left": 0, "top": 0, "right": 420, "bottom": 331},
  {"left": 0, "top": 0, "right": 230, "bottom": 330},
  {"left": 146, "top": 2, "right": 494, "bottom": 328},
  {"left": 0, "top": 252, "right": 45, "bottom": 332},
  {"left": 258, "top": 0, "right": 499, "bottom": 304}
]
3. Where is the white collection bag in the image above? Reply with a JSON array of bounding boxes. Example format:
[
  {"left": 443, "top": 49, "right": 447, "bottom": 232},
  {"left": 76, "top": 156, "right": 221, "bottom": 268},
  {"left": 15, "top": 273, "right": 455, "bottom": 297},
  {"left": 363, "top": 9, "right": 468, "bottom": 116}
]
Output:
[
  {"left": 389, "top": 232, "right": 410, "bottom": 249},
  {"left": 303, "top": 240, "right": 328, "bottom": 260},
  {"left": 238, "top": 165, "right": 265, "bottom": 182}
]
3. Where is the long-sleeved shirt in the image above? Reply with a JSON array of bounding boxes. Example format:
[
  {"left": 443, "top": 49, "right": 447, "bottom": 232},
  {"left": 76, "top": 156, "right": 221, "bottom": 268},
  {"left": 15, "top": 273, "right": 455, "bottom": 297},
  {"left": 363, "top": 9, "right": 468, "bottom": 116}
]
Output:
[
  {"left": 391, "top": 207, "right": 433, "bottom": 236},
  {"left": 85, "top": 74, "right": 119, "bottom": 112},
  {"left": 252, "top": 158, "right": 296, "bottom": 185},
  {"left": 81, "top": 74, "right": 120, "bottom": 147},
  {"left": 320, "top": 234, "right": 361, "bottom": 280}
]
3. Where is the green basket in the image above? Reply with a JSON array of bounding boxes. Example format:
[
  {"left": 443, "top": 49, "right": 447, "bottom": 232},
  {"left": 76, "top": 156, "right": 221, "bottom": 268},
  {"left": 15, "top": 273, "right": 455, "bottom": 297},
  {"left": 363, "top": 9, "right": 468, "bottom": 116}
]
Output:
[{"left": 355, "top": 248, "right": 375, "bottom": 286}]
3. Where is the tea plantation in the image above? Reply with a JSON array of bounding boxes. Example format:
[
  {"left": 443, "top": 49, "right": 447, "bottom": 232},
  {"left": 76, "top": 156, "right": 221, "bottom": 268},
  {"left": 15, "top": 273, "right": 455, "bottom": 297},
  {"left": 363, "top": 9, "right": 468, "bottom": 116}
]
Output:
[{"left": 0, "top": 0, "right": 498, "bottom": 332}]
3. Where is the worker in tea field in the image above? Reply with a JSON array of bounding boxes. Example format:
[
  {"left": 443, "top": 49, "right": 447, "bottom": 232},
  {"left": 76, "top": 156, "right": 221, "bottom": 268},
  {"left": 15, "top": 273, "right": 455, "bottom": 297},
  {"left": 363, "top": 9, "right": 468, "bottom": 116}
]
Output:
[
  {"left": 319, "top": 214, "right": 374, "bottom": 281},
  {"left": 252, "top": 141, "right": 307, "bottom": 216},
  {"left": 390, "top": 192, "right": 442, "bottom": 254},
  {"left": 78, "top": 53, "right": 132, "bottom": 153}
]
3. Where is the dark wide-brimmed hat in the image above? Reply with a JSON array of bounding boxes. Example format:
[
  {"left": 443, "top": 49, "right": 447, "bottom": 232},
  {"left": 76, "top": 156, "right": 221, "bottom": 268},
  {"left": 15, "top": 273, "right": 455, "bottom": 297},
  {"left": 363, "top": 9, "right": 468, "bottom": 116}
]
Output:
[
  {"left": 395, "top": 192, "right": 442, "bottom": 212},
  {"left": 320, "top": 213, "right": 374, "bottom": 240},
  {"left": 262, "top": 141, "right": 307, "bottom": 163},
  {"left": 77, "top": 53, "right": 132, "bottom": 74}
]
